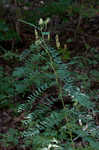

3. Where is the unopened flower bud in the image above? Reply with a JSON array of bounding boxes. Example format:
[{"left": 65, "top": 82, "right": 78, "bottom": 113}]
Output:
[
  {"left": 35, "top": 29, "right": 39, "bottom": 40},
  {"left": 39, "top": 18, "right": 43, "bottom": 25},
  {"left": 55, "top": 34, "right": 60, "bottom": 49},
  {"left": 45, "top": 18, "right": 50, "bottom": 25}
]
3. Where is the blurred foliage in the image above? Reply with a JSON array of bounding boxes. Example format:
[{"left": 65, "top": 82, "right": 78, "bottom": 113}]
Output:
[{"left": 0, "top": 20, "right": 20, "bottom": 41}]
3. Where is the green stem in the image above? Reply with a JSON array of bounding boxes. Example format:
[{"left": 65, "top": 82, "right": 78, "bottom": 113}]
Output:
[{"left": 41, "top": 34, "right": 65, "bottom": 109}]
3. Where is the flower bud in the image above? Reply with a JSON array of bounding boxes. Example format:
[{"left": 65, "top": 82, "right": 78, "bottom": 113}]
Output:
[
  {"left": 55, "top": 34, "right": 60, "bottom": 49},
  {"left": 35, "top": 29, "right": 39, "bottom": 40},
  {"left": 45, "top": 17, "right": 50, "bottom": 25},
  {"left": 38, "top": 18, "right": 44, "bottom": 25}
]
